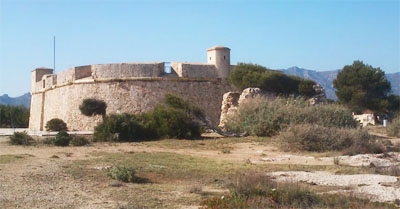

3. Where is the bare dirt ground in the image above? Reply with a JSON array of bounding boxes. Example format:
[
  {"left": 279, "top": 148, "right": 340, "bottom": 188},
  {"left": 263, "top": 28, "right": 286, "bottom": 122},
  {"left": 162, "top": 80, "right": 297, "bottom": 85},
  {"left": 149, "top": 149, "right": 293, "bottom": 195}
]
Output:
[{"left": 0, "top": 131, "right": 399, "bottom": 208}]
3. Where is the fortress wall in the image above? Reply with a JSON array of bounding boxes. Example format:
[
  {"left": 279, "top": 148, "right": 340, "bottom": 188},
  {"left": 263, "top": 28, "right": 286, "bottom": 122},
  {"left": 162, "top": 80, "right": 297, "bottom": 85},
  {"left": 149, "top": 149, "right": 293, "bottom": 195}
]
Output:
[
  {"left": 34, "top": 80, "right": 43, "bottom": 92},
  {"left": 92, "top": 63, "right": 165, "bottom": 79},
  {"left": 29, "top": 93, "right": 44, "bottom": 131},
  {"left": 57, "top": 67, "right": 76, "bottom": 85},
  {"left": 171, "top": 62, "right": 217, "bottom": 78},
  {"left": 75, "top": 65, "right": 92, "bottom": 80},
  {"left": 44, "top": 75, "right": 56, "bottom": 90},
  {"left": 31, "top": 78, "right": 233, "bottom": 131}
]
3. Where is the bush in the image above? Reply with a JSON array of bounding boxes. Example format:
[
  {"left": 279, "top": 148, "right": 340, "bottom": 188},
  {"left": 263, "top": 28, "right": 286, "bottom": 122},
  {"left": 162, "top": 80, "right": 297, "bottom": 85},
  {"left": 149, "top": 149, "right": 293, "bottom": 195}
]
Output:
[
  {"left": 225, "top": 97, "right": 357, "bottom": 137},
  {"left": 108, "top": 166, "right": 137, "bottom": 183},
  {"left": 54, "top": 131, "right": 71, "bottom": 146},
  {"left": 79, "top": 98, "right": 107, "bottom": 118},
  {"left": 94, "top": 95, "right": 202, "bottom": 142},
  {"left": 387, "top": 115, "right": 400, "bottom": 137},
  {"left": 9, "top": 131, "right": 35, "bottom": 145},
  {"left": 70, "top": 135, "right": 90, "bottom": 146},
  {"left": 144, "top": 105, "right": 201, "bottom": 139},
  {"left": 94, "top": 113, "right": 155, "bottom": 142},
  {"left": 280, "top": 124, "right": 386, "bottom": 154},
  {"left": 45, "top": 118, "right": 68, "bottom": 131}
]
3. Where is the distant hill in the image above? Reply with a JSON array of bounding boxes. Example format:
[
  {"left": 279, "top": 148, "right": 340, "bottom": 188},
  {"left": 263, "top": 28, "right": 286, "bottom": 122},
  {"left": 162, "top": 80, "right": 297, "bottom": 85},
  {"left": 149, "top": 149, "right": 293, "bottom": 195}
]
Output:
[
  {"left": 281, "top": 67, "right": 399, "bottom": 100},
  {"left": 0, "top": 93, "right": 31, "bottom": 108}
]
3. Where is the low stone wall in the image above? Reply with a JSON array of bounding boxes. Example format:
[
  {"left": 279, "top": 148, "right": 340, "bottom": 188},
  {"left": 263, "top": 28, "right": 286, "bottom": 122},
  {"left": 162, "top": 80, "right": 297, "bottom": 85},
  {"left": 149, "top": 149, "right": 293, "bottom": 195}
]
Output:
[{"left": 29, "top": 78, "right": 233, "bottom": 131}]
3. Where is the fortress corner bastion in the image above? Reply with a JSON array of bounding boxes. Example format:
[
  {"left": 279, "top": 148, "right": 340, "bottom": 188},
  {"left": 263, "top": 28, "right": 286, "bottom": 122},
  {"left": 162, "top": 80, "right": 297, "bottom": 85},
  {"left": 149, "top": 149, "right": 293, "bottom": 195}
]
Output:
[{"left": 29, "top": 46, "right": 235, "bottom": 131}]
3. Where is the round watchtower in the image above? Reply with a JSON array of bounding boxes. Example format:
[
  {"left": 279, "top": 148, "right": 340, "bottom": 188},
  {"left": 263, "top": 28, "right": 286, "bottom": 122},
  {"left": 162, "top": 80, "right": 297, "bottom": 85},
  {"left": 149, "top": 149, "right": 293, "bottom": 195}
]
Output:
[{"left": 207, "top": 45, "right": 231, "bottom": 78}]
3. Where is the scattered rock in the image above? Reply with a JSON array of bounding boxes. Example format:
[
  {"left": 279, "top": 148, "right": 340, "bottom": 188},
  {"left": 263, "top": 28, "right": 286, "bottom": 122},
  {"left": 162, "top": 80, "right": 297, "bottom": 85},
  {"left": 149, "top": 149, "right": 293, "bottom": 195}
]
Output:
[{"left": 94, "top": 166, "right": 112, "bottom": 170}]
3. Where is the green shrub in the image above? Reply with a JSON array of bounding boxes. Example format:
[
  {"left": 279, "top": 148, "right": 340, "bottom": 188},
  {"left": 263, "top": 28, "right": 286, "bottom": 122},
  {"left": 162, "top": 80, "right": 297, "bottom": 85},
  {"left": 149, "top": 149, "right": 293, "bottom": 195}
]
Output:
[
  {"left": 79, "top": 98, "right": 107, "bottom": 119},
  {"left": 94, "top": 113, "right": 155, "bottom": 142},
  {"left": 144, "top": 105, "right": 201, "bottom": 139},
  {"left": 94, "top": 95, "right": 202, "bottom": 142},
  {"left": 225, "top": 97, "right": 357, "bottom": 136},
  {"left": 54, "top": 131, "right": 71, "bottom": 146},
  {"left": 9, "top": 131, "right": 35, "bottom": 145},
  {"left": 70, "top": 135, "right": 90, "bottom": 146},
  {"left": 280, "top": 124, "right": 385, "bottom": 154},
  {"left": 45, "top": 118, "right": 68, "bottom": 131},
  {"left": 387, "top": 115, "right": 400, "bottom": 137},
  {"left": 108, "top": 166, "right": 137, "bottom": 183}
]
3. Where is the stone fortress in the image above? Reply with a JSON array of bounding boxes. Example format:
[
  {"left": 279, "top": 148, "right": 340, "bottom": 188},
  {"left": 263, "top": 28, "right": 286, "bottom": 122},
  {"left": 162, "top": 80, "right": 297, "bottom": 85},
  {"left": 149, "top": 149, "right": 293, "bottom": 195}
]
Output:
[{"left": 29, "top": 46, "right": 235, "bottom": 131}]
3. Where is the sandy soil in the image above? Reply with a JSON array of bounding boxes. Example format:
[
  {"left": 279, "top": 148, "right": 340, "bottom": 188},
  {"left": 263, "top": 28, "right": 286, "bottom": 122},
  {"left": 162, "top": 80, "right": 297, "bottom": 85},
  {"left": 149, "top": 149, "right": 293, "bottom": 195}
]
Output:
[{"left": 0, "top": 135, "right": 399, "bottom": 208}]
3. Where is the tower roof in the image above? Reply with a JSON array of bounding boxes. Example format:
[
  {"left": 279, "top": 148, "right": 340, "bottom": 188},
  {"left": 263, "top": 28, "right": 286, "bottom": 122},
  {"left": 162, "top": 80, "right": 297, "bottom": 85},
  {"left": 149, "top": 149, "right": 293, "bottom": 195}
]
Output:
[{"left": 207, "top": 45, "right": 230, "bottom": 51}]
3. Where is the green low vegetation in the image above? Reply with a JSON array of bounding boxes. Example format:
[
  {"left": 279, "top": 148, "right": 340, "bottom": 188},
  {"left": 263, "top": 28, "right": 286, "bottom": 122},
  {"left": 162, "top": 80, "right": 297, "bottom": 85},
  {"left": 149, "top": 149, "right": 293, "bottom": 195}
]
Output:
[
  {"left": 224, "top": 97, "right": 392, "bottom": 155},
  {"left": 93, "top": 94, "right": 203, "bottom": 142},
  {"left": 108, "top": 166, "right": 138, "bottom": 183},
  {"left": 45, "top": 118, "right": 68, "bottom": 131},
  {"left": 9, "top": 131, "right": 90, "bottom": 147},
  {"left": 225, "top": 97, "right": 357, "bottom": 137},
  {"left": 9, "top": 131, "right": 35, "bottom": 145},
  {"left": 280, "top": 124, "right": 386, "bottom": 155},
  {"left": 0, "top": 154, "right": 30, "bottom": 164},
  {"left": 201, "top": 172, "right": 397, "bottom": 209}
]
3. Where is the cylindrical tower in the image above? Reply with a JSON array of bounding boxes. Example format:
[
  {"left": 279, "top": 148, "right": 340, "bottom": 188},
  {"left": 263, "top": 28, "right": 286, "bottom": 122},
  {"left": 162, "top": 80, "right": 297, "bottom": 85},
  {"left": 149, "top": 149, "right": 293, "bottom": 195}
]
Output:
[{"left": 207, "top": 45, "right": 231, "bottom": 78}]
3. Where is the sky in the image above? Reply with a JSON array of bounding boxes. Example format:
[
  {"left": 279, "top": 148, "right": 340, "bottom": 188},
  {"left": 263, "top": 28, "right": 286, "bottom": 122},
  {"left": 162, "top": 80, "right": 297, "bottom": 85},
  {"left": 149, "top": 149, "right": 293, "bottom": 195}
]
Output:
[{"left": 0, "top": 0, "right": 399, "bottom": 97}]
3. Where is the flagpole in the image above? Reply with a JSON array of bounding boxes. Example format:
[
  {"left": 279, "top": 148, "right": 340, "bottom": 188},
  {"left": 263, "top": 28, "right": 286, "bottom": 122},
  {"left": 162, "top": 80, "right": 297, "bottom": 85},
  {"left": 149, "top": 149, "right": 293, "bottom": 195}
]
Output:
[{"left": 53, "top": 36, "right": 56, "bottom": 73}]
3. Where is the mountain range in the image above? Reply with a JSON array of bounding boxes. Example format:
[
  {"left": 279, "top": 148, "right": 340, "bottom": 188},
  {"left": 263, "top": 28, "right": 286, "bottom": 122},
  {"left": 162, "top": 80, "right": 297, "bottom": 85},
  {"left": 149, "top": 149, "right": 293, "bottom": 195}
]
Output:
[
  {"left": 0, "top": 68, "right": 398, "bottom": 107},
  {"left": 281, "top": 67, "right": 399, "bottom": 101},
  {"left": 0, "top": 93, "right": 31, "bottom": 108}
]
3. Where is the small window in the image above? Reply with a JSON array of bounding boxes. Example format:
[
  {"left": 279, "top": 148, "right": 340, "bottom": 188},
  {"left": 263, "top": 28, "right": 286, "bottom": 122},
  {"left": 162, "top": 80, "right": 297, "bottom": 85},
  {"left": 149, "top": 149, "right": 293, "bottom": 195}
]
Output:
[
  {"left": 43, "top": 80, "right": 46, "bottom": 88},
  {"left": 209, "top": 57, "right": 212, "bottom": 60},
  {"left": 224, "top": 56, "right": 226, "bottom": 60}
]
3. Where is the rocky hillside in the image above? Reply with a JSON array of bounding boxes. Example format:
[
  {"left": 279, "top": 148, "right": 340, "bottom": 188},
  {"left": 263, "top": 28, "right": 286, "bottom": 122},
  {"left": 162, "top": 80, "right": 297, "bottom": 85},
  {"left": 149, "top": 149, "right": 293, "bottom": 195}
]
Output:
[
  {"left": 281, "top": 67, "right": 399, "bottom": 100},
  {"left": 0, "top": 93, "right": 31, "bottom": 108}
]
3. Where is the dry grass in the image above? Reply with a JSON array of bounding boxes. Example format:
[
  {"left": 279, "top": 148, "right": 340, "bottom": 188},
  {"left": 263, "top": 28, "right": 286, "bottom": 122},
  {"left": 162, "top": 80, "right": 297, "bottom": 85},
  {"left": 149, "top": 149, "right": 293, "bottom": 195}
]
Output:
[
  {"left": 0, "top": 154, "right": 30, "bottom": 164},
  {"left": 1, "top": 134, "right": 398, "bottom": 208}
]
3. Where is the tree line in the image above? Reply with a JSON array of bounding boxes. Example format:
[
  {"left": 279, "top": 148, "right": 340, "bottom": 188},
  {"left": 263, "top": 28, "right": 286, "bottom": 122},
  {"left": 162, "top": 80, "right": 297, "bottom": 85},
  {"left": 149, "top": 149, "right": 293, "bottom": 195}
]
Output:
[
  {"left": 230, "top": 62, "right": 399, "bottom": 116},
  {"left": 0, "top": 104, "right": 30, "bottom": 128},
  {"left": 229, "top": 63, "right": 317, "bottom": 98}
]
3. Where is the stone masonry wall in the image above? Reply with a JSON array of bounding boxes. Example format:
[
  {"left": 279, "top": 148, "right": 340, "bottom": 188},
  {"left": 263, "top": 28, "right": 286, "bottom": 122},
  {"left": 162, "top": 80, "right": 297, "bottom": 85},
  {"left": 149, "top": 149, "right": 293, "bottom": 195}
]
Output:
[
  {"left": 92, "top": 63, "right": 165, "bottom": 79},
  {"left": 171, "top": 62, "right": 217, "bottom": 78},
  {"left": 29, "top": 78, "right": 233, "bottom": 131}
]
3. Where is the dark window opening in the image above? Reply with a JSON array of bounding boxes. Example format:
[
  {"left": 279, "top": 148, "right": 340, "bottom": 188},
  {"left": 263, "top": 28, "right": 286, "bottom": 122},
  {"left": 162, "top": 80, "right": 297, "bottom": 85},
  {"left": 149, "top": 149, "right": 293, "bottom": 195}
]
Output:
[{"left": 224, "top": 56, "right": 226, "bottom": 60}]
